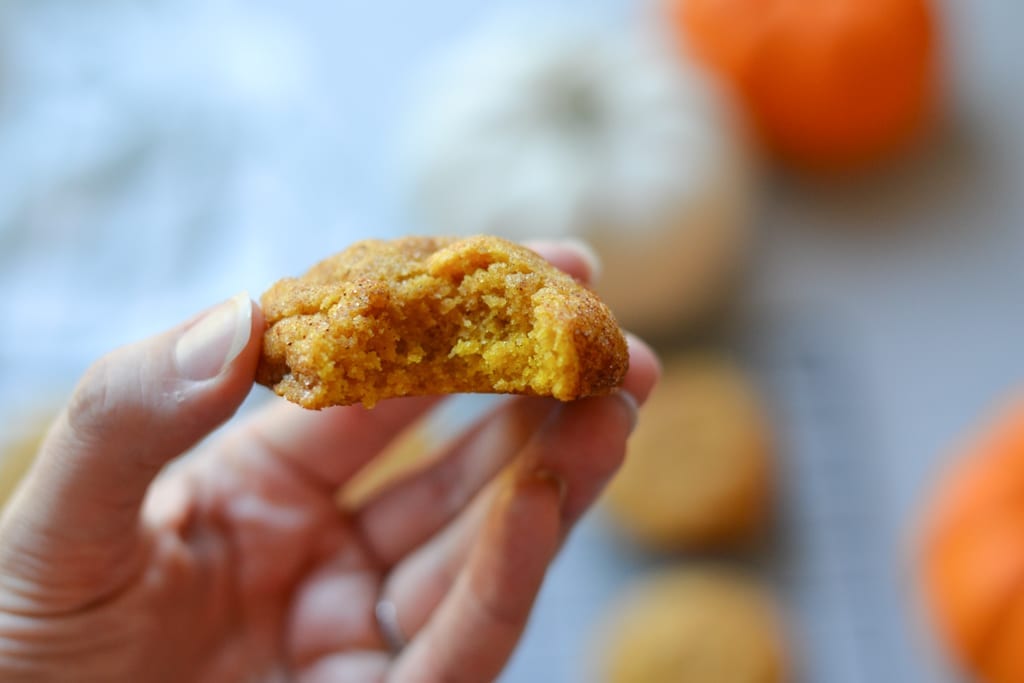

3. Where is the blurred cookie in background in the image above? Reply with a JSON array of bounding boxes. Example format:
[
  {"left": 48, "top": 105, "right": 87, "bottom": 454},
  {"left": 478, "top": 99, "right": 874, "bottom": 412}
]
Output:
[
  {"left": 604, "top": 352, "right": 773, "bottom": 550},
  {"left": 341, "top": 406, "right": 442, "bottom": 510},
  {"left": 0, "top": 408, "right": 54, "bottom": 510},
  {"left": 401, "top": 13, "right": 754, "bottom": 337},
  {"left": 920, "top": 397, "right": 1024, "bottom": 683},
  {"left": 596, "top": 566, "right": 789, "bottom": 683},
  {"left": 667, "top": 0, "right": 939, "bottom": 171},
  {"left": 341, "top": 394, "right": 501, "bottom": 510}
]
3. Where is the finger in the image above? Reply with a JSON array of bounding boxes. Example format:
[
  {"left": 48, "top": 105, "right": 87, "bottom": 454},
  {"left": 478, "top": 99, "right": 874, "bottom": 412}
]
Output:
[
  {"left": 525, "top": 239, "right": 600, "bottom": 285},
  {"left": 377, "top": 483, "right": 494, "bottom": 644},
  {"left": 517, "top": 334, "right": 658, "bottom": 531},
  {"left": 389, "top": 470, "right": 563, "bottom": 682},
  {"left": 351, "top": 397, "right": 557, "bottom": 567},
  {"left": 621, "top": 332, "right": 660, "bottom": 404},
  {"left": 283, "top": 400, "right": 558, "bottom": 665},
  {"left": 231, "top": 395, "right": 440, "bottom": 491},
  {"left": 284, "top": 469, "right": 500, "bottom": 665},
  {"left": 526, "top": 393, "right": 639, "bottom": 531},
  {"left": 296, "top": 653, "right": 389, "bottom": 683},
  {"left": 284, "top": 533, "right": 384, "bottom": 666},
  {"left": 0, "top": 293, "right": 261, "bottom": 611}
]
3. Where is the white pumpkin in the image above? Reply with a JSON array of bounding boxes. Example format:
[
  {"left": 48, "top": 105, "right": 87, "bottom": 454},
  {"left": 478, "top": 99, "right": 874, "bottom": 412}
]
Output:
[{"left": 402, "top": 15, "right": 754, "bottom": 335}]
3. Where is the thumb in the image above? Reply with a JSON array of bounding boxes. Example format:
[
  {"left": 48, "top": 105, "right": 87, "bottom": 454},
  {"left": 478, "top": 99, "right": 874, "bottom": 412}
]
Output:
[{"left": 0, "top": 292, "right": 262, "bottom": 612}]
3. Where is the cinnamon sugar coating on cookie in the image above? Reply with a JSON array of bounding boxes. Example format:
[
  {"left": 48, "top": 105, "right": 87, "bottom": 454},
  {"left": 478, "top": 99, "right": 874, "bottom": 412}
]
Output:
[{"left": 256, "top": 236, "right": 628, "bottom": 409}]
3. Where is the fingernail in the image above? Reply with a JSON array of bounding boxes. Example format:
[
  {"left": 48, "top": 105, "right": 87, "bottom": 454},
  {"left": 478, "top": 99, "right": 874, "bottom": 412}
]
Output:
[
  {"left": 626, "top": 331, "right": 661, "bottom": 374},
  {"left": 533, "top": 469, "right": 568, "bottom": 509},
  {"left": 615, "top": 390, "right": 639, "bottom": 435},
  {"left": 175, "top": 292, "right": 253, "bottom": 381},
  {"left": 562, "top": 238, "right": 602, "bottom": 285}
]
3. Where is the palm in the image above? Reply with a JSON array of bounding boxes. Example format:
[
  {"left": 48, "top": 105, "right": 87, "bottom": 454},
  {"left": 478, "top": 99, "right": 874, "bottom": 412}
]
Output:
[
  {"left": 146, "top": 450, "right": 378, "bottom": 679},
  {"left": 129, "top": 441, "right": 388, "bottom": 682}
]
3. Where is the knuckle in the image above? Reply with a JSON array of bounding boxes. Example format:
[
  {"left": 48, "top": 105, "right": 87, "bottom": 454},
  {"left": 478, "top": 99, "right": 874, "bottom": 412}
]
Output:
[
  {"left": 66, "top": 354, "right": 118, "bottom": 440},
  {"left": 575, "top": 397, "right": 631, "bottom": 475},
  {"left": 64, "top": 350, "right": 152, "bottom": 448},
  {"left": 472, "top": 584, "right": 527, "bottom": 641}
]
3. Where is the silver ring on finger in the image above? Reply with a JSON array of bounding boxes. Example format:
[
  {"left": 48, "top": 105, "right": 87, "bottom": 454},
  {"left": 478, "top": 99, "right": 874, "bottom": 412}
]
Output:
[{"left": 375, "top": 597, "right": 408, "bottom": 656}]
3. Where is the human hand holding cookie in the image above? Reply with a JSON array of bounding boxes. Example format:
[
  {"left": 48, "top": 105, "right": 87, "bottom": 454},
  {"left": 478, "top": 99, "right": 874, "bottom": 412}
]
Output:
[{"left": 0, "top": 238, "right": 658, "bottom": 682}]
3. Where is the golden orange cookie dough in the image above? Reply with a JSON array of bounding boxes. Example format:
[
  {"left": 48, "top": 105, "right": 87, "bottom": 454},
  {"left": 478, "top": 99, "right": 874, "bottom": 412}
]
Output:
[
  {"left": 257, "top": 236, "right": 628, "bottom": 409},
  {"left": 604, "top": 353, "right": 772, "bottom": 549},
  {"left": 599, "top": 567, "right": 789, "bottom": 683}
]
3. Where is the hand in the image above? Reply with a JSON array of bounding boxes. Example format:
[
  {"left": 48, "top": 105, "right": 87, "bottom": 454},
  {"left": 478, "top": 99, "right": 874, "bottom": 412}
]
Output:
[{"left": 0, "top": 243, "right": 660, "bottom": 683}]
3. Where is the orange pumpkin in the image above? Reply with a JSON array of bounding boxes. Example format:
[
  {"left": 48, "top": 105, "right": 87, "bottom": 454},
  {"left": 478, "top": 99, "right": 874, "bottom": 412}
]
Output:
[
  {"left": 666, "top": 0, "right": 938, "bottom": 171},
  {"left": 921, "top": 399, "right": 1024, "bottom": 683}
]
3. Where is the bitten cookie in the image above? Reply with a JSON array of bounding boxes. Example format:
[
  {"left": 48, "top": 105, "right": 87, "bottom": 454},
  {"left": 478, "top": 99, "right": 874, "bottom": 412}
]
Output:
[
  {"left": 599, "top": 567, "right": 789, "bottom": 683},
  {"left": 604, "top": 352, "right": 772, "bottom": 549},
  {"left": 256, "top": 235, "right": 628, "bottom": 409}
]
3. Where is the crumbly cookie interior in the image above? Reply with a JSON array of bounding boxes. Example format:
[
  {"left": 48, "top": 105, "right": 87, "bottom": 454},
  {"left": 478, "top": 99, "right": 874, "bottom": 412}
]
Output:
[{"left": 258, "top": 237, "right": 625, "bottom": 408}]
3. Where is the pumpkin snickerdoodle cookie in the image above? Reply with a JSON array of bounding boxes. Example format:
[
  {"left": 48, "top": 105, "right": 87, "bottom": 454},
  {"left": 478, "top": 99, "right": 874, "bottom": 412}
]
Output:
[
  {"left": 598, "top": 567, "right": 789, "bottom": 683},
  {"left": 604, "top": 352, "right": 772, "bottom": 549},
  {"left": 256, "top": 236, "right": 628, "bottom": 409}
]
